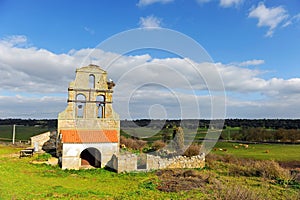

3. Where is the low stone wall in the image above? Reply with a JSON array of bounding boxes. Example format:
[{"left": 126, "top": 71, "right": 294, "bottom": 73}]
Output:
[
  {"left": 30, "top": 131, "right": 50, "bottom": 152},
  {"left": 109, "top": 153, "right": 205, "bottom": 173},
  {"left": 147, "top": 153, "right": 205, "bottom": 170},
  {"left": 108, "top": 153, "right": 137, "bottom": 173}
]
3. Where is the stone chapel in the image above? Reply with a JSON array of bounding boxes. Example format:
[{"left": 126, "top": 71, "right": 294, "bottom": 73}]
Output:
[{"left": 57, "top": 64, "right": 120, "bottom": 170}]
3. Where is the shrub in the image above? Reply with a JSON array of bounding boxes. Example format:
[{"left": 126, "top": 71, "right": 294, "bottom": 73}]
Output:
[
  {"left": 255, "top": 160, "right": 292, "bottom": 182},
  {"left": 120, "top": 136, "right": 147, "bottom": 151},
  {"left": 227, "top": 159, "right": 294, "bottom": 183},
  {"left": 206, "top": 153, "right": 295, "bottom": 184},
  {"left": 183, "top": 144, "right": 201, "bottom": 157},
  {"left": 152, "top": 140, "right": 166, "bottom": 151},
  {"left": 36, "top": 153, "right": 52, "bottom": 161},
  {"left": 139, "top": 179, "right": 157, "bottom": 190}
]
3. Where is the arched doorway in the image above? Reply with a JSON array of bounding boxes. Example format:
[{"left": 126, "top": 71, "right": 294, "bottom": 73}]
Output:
[{"left": 80, "top": 148, "right": 101, "bottom": 168}]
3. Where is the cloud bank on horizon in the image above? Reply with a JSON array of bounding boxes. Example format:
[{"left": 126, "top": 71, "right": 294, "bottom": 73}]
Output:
[{"left": 1, "top": 34, "right": 300, "bottom": 119}]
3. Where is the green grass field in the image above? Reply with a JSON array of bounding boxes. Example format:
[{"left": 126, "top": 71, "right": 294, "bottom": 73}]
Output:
[
  {"left": 0, "top": 142, "right": 299, "bottom": 199},
  {"left": 0, "top": 146, "right": 193, "bottom": 199},
  {"left": 122, "top": 127, "right": 208, "bottom": 142},
  {"left": 0, "top": 125, "right": 48, "bottom": 141},
  {"left": 212, "top": 142, "right": 300, "bottom": 161}
]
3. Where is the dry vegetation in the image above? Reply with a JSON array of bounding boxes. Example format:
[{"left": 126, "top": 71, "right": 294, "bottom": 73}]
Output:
[
  {"left": 120, "top": 135, "right": 203, "bottom": 158},
  {"left": 120, "top": 136, "right": 147, "bottom": 151},
  {"left": 152, "top": 154, "right": 300, "bottom": 199},
  {"left": 206, "top": 153, "right": 300, "bottom": 187},
  {"left": 119, "top": 137, "right": 300, "bottom": 199},
  {"left": 155, "top": 168, "right": 267, "bottom": 200},
  {"left": 183, "top": 144, "right": 201, "bottom": 157},
  {"left": 156, "top": 169, "right": 211, "bottom": 192},
  {"left": 151, "top": 140, "right": 166, "bottom": 151}
]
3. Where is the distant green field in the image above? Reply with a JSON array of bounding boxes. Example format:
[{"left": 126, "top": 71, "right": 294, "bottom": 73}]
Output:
[
  {"left": 211, "top": 142, "right": 300, "bottom": 161},
  {"left": 122, "top": 127, "right": 300, "bottom": 162},
  {"left": 121, "top": 127, "right": 208, "bottom": 142},
  {"left": 0, "top": 125, "right": 48, "bottom": 141},
  {"left": 121, "top": 126, "right": 245, "bottom": 142}
]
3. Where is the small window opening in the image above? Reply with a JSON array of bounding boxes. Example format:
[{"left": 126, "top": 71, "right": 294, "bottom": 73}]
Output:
[{"left": 89, "top": 74, "right": 95, "bottom": 88}]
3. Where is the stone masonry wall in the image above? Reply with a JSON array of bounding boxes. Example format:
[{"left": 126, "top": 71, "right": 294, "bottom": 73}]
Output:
[
  {"left": 108, "top": 153, "right": 137, "bottom": 173},
  {"left": 147, "top": 153, "right": 205, "bottom": 170},
  {"left": 109, "top": 153, "right": 205, "bottom": 173}
]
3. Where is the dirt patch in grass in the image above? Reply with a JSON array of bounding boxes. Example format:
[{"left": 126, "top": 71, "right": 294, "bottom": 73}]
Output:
[
  {"left": 279, "top": 161, "right": 300, "bottom": 169},
  {"left": 0, "top": 153, "right": 19, "bottom": 158},
  {"left": 155, "top": 169, "right": 268, "bottom": 199},
  {"left": 279, "top": 161, "right": 300, "bottom": 182},
  {"left": 156, "top": 169, "right": 210, "bottom": 192}
]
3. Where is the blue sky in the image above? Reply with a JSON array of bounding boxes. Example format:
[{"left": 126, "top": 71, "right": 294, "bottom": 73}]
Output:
[{"left": 0, "top": 0, "right": 300, "bottom": 119}]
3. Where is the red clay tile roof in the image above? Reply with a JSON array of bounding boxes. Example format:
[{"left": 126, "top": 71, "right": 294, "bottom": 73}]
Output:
[{"left": 61, "top": 129, "right": 118, "bottom": 143}]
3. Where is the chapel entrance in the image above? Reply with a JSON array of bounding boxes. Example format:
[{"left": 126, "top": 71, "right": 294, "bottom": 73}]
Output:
[{"left": 80, "top": 148, "right": 101, "bottom": 168}]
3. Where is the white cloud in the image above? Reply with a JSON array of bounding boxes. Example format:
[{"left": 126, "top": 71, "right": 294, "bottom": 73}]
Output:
[
  {"left": 219, "top": 0, "right": 242, "bottom": 8},
  {"left": 0, "top": 36, "right": 124, "bottom": 94},
  {"left": 286, "top": 13, "right": 300, "bottom": 26},
  {"left": 196, "top": 0, "right": 212, "bottom": 4},
  {"left": 0, "top": 95, "right": 65, "bottom": 118},
  {"left": 84, "top": 27, "right": 95, "bottom": 35},
  {"left": 238, "top": 59, "right": 265, "bottom": 67},
  {"left": 137, "top": 0, "right": 173, "bottom": 7},
  {"left": 248, "top": 3, "right": 289, "bottom": 37},
  {"left": 0, "top": 37, "right": 76, "bottom": 93},
  {"left": 2, "top": 35, "right": 29, "bottom": 47},
  {"left": 226, "top": 94, "right": 300, "bottom": 118},
  {"left": 196, "top": 0, "right": 242, "bottom": 8},
  {"left": 293, "top": 13, "right": 300, "bottom": 21},
  {"left": 0, "top": 35, "right": 300, "bottom": 119},
  {"left": 139, "top": 15, "right": 162, "bottom": 28},
  {"left": 282, "top": 20, "right": 292, "bottom": 28}
]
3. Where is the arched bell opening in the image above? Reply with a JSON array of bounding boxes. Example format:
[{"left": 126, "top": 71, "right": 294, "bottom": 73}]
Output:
[
  {"left": 76, "top": 94, "right": 86, "bottom": 118},
  {"left": 96, "top": 95, "right": 105, "bottom": 118}
]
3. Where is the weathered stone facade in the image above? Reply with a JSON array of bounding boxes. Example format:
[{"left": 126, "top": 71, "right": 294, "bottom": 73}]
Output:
[{"left": 57, "top": 64, "right": 120, "bottom": 170}]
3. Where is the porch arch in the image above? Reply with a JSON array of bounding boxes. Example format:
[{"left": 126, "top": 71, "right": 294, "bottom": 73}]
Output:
[{"left": 80, "top": 147, "right": 101, "bottom": 168}]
